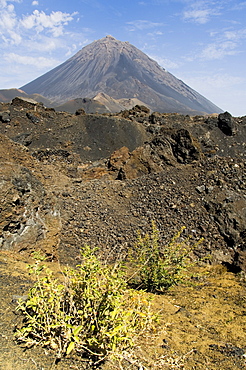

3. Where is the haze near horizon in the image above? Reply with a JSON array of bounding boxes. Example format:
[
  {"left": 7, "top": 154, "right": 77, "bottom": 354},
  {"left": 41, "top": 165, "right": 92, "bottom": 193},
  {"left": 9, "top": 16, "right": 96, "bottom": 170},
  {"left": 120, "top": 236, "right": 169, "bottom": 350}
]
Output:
[{"left": 0, "top": 0, "right": 245, "bottom": 116}]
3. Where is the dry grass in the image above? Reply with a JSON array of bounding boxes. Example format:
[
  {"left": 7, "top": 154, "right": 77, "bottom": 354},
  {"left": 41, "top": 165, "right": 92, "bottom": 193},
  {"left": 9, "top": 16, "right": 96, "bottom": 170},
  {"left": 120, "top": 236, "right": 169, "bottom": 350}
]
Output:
[{"left": 0, "top": 252, "right": 245, "bottom": 370}]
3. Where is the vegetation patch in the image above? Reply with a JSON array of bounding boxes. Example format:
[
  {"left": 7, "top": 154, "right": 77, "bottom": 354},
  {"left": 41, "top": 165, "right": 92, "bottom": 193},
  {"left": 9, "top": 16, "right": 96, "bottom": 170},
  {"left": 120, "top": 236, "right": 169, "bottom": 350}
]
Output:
[
  {"left": 128, "top": 222, "right": 204, "bottom": 293},
  {"left": 15, "top": 247, "right": 157, "bottom": 364},
  {"left": 0, "top": 244, "right": 245, "bottom": 369}
]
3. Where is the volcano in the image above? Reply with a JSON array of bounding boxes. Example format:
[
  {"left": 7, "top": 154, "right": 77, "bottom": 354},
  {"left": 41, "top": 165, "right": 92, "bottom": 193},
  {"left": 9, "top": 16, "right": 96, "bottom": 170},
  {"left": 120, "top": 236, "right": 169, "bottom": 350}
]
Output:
[{"left": 21, "top": 35, "right": 222, "bottom": 115}]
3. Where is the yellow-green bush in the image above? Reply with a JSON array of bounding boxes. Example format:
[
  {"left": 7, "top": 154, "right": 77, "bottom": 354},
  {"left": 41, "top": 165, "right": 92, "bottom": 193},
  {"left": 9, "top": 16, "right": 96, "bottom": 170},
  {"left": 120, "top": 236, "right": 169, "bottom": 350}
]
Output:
[
  {"left": 15, "top": 225, "right": 203, "bottom": 364},
  {"left": 15, "top": 246, "right": 155, "bottom": 362},
  {"left": 128, "top": 222, "right": 203, "bottom": 293}
]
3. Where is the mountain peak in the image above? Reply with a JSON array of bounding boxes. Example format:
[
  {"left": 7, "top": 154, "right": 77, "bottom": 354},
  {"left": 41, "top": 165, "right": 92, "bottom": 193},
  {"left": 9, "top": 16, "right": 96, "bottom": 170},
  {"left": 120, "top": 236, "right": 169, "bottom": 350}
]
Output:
[
  {"left": 20, "top": 36, "right": 222, "bottom": 114},
  {"left": 105, "top": 35, "right": 116, "bottom": 40}
]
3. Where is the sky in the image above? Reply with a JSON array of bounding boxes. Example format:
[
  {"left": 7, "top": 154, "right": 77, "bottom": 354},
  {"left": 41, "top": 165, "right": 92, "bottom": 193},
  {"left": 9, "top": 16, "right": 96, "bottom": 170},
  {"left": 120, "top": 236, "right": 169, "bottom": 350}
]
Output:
[{"left": 0, "top": 0, "right": 246, "bottom": 116}]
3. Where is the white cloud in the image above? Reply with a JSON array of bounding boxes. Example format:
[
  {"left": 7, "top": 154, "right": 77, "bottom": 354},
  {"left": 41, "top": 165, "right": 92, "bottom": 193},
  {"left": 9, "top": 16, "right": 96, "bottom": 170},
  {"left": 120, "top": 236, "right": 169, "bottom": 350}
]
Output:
[
  {"left": 0, "top": 0, "right": 7, "bottom": 7},
  {"left": 231, "top": 1, "right": 246, "bottom": 10},
  {"left": 126, "top": 20, "right": 163, "bottom": 31},
  {"left": 0, "top": 0, "right": 86, "bottom": 88},
  {"left": 0, "top": 0, "right": 21, "bottom": 8},
  {"left": 149, "top": 54, "right": 181, "bottom": 69},
  {"left": 0, "top": 3, "right": 22, "bottom": 44},
  {"left": 4, "top": 52, "right": 60, "bottom": 69},
  {"left": 65, "top": 43, "right": 80, "bottom": 57},
  {"left": 0, "top": 1, "right": 78, "bottom": 44},
  {"left": 224, "top": 28, "right": 246, "bottom": 41},
  {"left": 183, "top": 2, "right": 221, "bottom": 24},
  {"left": 199, "top": 27, "right": 246, "bottom": 60},
  {"left": 200, "top": 41, "right": 239, "bottom": 60},
  {"left": 0, "top": 4, "right": 16, "bottom": 29},
  {"left": 183, "top": 9, "right": 211, "bottom": 24},
  {"left": 20, "top": 10, "right": 78, "bottom": 37},
  {"left": 147, "top": 30, "right": 163, "bottom": 36},
  {"left": 28, "top": 37, "right": 62, "bottom": 52},
  {"left": 7, "top": 29, "right": 22, "bottom": 44}
]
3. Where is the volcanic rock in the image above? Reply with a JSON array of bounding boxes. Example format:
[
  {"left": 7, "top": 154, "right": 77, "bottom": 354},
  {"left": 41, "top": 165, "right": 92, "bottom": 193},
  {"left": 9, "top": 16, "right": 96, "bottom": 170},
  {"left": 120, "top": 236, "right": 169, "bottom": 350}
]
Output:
[
  {"left": 0, "top": 98, "right": 246, "bottom": 272},
  {"left": 0, "top": 110, "right": 10, "bottom": 123},
  {"left": 0, "top": 134, "right": 65, "bottom": 257},
  {"left": 218, "top": 111, "right": 236, "bottom": 136}
]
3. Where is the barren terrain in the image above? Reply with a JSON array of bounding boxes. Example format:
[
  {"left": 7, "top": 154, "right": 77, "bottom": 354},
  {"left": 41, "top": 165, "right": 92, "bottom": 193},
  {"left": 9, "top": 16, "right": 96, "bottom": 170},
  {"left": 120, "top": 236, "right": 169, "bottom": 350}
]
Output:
[{"left": 0, "top": 98, "right": 246, "bottom": 369}]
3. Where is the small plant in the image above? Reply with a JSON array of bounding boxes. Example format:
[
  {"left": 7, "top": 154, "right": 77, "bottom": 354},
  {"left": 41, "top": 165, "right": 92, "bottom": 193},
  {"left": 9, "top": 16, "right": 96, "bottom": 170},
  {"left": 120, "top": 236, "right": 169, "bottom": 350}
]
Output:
[
  {"left": 15, "top": 246, "right": 155, "bottom": 363},
  {"left": 128, "top": 222, "right": 203, "bottom": 293}
]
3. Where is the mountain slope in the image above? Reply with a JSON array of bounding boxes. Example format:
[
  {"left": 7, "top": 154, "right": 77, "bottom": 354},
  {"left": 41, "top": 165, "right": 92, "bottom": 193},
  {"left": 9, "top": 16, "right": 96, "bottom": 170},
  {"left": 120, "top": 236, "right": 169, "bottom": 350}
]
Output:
[
  {"left": 55, "top": 93, "right": 150, "bottom": 114},
  {"left": 0, "top": 88, "right": 53, "bottom": 106},
  {"left": 21, "top": 35, "right": 222, "bottom": 114}
]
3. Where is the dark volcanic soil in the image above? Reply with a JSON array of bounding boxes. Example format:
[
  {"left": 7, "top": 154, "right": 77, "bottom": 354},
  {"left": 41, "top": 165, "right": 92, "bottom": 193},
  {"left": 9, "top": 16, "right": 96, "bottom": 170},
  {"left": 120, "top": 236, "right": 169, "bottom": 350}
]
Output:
[
  {"left": 0, "top": 97, "right": 246, "bottom": 369},
  {"left": 1, "top": 98, "right": 245, "bottom": 270}
]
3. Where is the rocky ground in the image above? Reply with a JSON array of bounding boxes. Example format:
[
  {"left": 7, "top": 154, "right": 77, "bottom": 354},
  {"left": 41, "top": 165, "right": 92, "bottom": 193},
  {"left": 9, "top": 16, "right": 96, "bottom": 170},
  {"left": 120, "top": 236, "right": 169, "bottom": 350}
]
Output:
[
  {"left": 0, "top": 98, "right": 245, "bottom": 269},
  {"left": 0, "top": 97, "right": 246, "bottom": 369}
]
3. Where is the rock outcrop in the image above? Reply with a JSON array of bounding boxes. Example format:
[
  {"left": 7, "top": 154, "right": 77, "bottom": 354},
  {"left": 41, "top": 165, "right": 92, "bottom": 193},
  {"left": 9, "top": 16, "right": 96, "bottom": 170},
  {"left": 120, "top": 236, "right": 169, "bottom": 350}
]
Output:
[
  {"left": 0, "top": 133, "right": 65, "bottom": 258},
  {"left": 0, "top": 97, "right": 245, "bottom": 271}
]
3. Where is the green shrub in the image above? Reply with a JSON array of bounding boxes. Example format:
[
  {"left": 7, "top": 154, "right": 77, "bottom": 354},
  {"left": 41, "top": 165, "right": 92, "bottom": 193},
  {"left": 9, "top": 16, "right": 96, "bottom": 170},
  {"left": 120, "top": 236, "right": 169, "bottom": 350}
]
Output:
[
  {"left": 15, "top": 246, "right": 155, "bottom": 363},
  {"left": 15, "top": 226, "right": 203, "bottom": 364},
  {"left": 128, "top": 222, "right": 203, "bottom": 293}
]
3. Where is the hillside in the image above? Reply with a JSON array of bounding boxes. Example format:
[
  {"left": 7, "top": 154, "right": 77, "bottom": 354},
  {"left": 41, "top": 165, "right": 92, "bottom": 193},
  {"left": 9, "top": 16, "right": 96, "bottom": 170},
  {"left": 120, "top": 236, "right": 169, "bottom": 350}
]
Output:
[
  {"left": 0, "top": 98, "right": 245, "bottom": 369},
  {"left": 0, "top": 88, "right": 53, "bottom": 106},
  {"left": 0, "top": 97, "right": 245, "bottom": 269},
  {"left": 20, "top": 36, "right": 222, "bottom": 115}
]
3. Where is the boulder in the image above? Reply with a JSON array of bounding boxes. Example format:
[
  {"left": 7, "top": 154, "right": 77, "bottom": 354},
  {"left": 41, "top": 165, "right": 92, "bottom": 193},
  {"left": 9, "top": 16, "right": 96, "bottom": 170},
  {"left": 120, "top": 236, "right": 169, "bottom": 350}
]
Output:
[
  {"left": 218, "top": 112, "right": 236, "bottom": 136},
  {"left": 11, "top": 96, "right": 39, "bottom": 109},
  {"left": 0, "top": 111, "right": 11, "bottom": 123},
  {"left": 170, "top": 129, "right": 201, "bottom": 163}
]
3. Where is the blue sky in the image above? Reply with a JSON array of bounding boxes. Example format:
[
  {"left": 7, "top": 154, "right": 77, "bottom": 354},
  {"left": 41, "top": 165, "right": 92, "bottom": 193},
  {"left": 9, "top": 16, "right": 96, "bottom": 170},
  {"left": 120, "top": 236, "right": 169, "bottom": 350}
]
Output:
[{"left": 0, "top": 0, "right": 245, "bottom": 116}]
